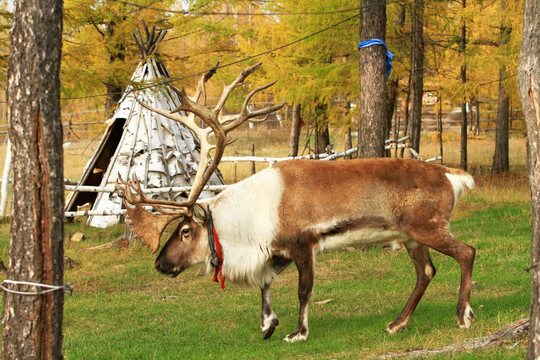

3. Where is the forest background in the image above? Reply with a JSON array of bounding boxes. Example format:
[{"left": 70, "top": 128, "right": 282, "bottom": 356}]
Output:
[
  {"left": 0, "top": 0, "right": 525, "bottom": 170},
  {"left": 0, "top": 1, "right": 534, "bottom": 358}
]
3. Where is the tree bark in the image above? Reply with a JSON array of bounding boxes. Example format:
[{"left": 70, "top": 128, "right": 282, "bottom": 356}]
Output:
[
  {"left": 409, "top": 0, "right": 424, "bottom": 154},
  {"left": 105, "top": 82, "right": 123, "bottom": 119},
  {"left": 289, "top": 104, "right": 302, "bottom": 157},
  {"left": 315, "top": 123, "right": 330, "bottom": 154},
  {"left": 519, "top": 1, "right": 540, "bottom": 359},
  {"left": 460, "top": 0, "right": 468, "bottom": 171},
  {"left": 492, "top": 72, "right": 510, "bottom": 173},
  {"left": 312, "top": 104, "right": 330, "bottom": 155},
  {"left": 386, "top": 3, "right": 407, "bottom": 145},
  {"left": 492, "top": 0, "right": 511, "bottom": 174},
  {"left": 1, "top": 0, "right": 65, "bottom": 359},
  {"left": 344, "top": 124, "right": 353, "bottom": 159},
  {"left": 357, "top": 0, "right": 387, "bottom": 158}
]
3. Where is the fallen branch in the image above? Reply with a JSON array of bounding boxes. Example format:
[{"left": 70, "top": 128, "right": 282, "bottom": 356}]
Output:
[
  {"left": 378, "top": 318, "right": 529, "bottom": 359},
  {"left": 87, "top": 242, "right": 115, "bottom": 250}
]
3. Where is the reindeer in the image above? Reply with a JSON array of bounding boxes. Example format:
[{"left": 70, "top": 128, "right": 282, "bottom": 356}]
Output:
[{"left": 116, "top": 63, "right": 476, "bottom": 343}]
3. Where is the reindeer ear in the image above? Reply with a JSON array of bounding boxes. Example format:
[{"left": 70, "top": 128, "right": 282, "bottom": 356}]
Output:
[{"left": 192, "top": 204, "right": 207, "bottom": 224}]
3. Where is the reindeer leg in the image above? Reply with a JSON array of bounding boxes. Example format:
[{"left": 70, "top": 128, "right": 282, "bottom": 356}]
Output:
[
  {"left": 404, "top": 223, "right": 476, "bottom": 330},
  {"left": 284, "top": 247, "right": 314, "bottom": 343},
  {"left": 261, "top": 256, "right": 292, "bottom": 340},
  {"left": 386, "top": 240, "right": 436, "bottom": 334},
  {"left": 261, "top": 282, "right": 279, "bottom": 340}
]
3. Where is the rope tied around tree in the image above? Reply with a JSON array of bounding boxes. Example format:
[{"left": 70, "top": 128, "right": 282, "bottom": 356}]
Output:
[
  {"left": 358, "top": 38, "right": 394, "bottom": 78},
  {"left": 0, "top": 279, "right": 74, "bottom": 296}
]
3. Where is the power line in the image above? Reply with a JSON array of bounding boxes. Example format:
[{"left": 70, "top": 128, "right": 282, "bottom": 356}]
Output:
[
  {"left": 61, "top": 11, "right": 360, "bottom": 101},
  {"left": 112, "top": 0, "right": 361, "bottom": 16}
]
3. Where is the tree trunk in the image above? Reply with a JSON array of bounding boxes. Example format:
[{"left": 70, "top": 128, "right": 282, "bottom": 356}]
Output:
[
  {"left": 519, "top": 1, "right": 540, "bottom": 359},
  {"left": 386, "top": 2, "right": 407, "bottom": 143},
  {"left": 102, "top": 18, "right": 127, "bottom": 119},
  {"left": 409, "top": 0, "right": 424, "bottom": 154},
  {"left": 315, "top": 123, "right": 330, "bottom": 154},
  {"left": 387, "top": 79, "right": 399, "bottom": 143},
  {"left": 1, "top": 0, "right": 65, "bottom": 359},
  {"left": 344, "top": 124, "right": 353, "bottom": 159},
  {"left": 459, "top": 0, "right": 468, "bottom": 171},
  {"left": 105, "top": 82, "right": 123, "bottom": 119},
  {"left": 357, "top": 0, "right": 387, "bottom": 158},
  {"left": 460, "top": 101, "right": 468, "bottom": 171},
  {"left": 289, "top": 103, "right": 302, "bottom": 157},
  {"left": 492, "top": 73, "right": 510, "bottom": 174},
  {"left": 492, "top": 0, "right": 511, "bottom": 174}
]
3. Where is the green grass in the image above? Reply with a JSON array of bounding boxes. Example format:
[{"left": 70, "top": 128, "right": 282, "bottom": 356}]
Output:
[
  {"left": 50, "top": 176, "right": 530, "bottom": 358},
  {"left": 0, "top": 135, "right": 532, "bottom": 359}
]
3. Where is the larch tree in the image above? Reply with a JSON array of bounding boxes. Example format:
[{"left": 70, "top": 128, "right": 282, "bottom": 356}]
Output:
[
  {"left": 491, "top": 0, "right": 511, "bottom": 174},
  {"left": 357, "top": 0, "right": 387, "bottom": 158},
  {"left": 518, "top": 0, "right": 540, "bottom": 358},
  {"left": 171, "top": 0, "right": 360, "bottom": 155},
  {"left": 409, "top": 0, "right": 424, "bottom": 154},
  {"left": 289, "top": 104, "right": 302, "bottom": 157},
  {"left": 1, "top": 0, "right": 65, "bottom": 359},
  {"left": 459, "top": 0, "right": 468, "bottom": 171},
  {"left": 62, "top": 0, "right": 170, "bottom": 116}
]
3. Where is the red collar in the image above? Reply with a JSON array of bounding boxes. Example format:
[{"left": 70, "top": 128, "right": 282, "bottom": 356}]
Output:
[{"left": 211, "top": 227, "right": 225, "bottom": 290}]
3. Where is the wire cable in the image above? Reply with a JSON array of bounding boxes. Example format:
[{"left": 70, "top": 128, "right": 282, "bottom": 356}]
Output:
[
  {"left": 61, "top": 11, "right": 360, "bottom": 101},
  {"left": 112, "top": 0, "right": 362, "bottom": 16}
]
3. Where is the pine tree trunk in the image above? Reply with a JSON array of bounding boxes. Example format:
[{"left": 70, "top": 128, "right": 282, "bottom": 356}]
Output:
[
  {"left": 386, "top": 3, "right": 406, "bottom": 144},
  {"left": 459, "top": 0, "right": 468, "bottom": 171},
  {"left": 344, "top": 125, "right": 353, "bottom": 159},
  {"left": 315, "top": 123, "right": 330, "bottom": 154},
  {"left": 492, "top": 71, "right": 510, "bottom": 174},
  {"left": 357, "top": 0, "right": 387, "bottom": 158},
  {"left": 460, "top": 101, "right": 468, "bottom": 171},
  {"left": 519, "top": 1, "right": 540, "bottom": 359},
  {"left": 492, "top": 0, "right": 511, "bottom": 174},
  {"left": 105, "top": 82, "right": 123, "bottom": 119},
  {"left": 289, "top": 104, "right": 302, "bottom": 157},
  {"left": 1, "top": 1, "right": 65, "bottom": 359},
  {"left": 409, "top": 0, "right": 424, "bottom": 154}
]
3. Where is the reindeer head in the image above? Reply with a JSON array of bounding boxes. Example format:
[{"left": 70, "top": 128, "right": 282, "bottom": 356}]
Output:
[{"left": 116, "top": 62, "right": 285, "bottom": 276}]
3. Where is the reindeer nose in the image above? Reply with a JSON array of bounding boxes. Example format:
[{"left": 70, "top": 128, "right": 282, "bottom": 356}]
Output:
[
  {"left": 155, "top": 256, "right": 178, "bottom": 276},
  {"left": 154, "top": 258, "right": 168, "bottom": 274}
]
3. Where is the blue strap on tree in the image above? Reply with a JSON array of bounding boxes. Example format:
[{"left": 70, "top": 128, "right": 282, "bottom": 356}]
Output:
[{"left": 358, "top": 39, "right": 394, "bottom": 78}]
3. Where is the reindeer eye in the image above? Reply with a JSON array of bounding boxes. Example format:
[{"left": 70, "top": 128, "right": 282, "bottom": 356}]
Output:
[{"left": 181, "top": 228, "right": 191, "bottom": 236}]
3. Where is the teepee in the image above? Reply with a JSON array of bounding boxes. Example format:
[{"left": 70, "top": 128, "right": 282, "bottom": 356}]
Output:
[{"left": 66, "top": 23, "right": 225, "bottom": 228}]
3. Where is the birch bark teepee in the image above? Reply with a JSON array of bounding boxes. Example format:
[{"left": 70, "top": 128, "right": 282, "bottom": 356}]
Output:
[{"left": 66, "top": 22, "right": 225, "bottom": 228}]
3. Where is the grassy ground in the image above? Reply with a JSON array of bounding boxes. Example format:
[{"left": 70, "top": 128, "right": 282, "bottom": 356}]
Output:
[{"left": 0, "top": 131, "right": 533, "bottom": 358}]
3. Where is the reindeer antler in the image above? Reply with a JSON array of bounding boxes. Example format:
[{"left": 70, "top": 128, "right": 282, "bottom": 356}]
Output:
[
  {"left": 116, "top": 175, "right": 188, "bottom": 253},
  {"left": 117, "top": 62, "right": 286, "bottom": 252},
  {"left": 136, "top": 62, "right": 286, "bottom": 208}
]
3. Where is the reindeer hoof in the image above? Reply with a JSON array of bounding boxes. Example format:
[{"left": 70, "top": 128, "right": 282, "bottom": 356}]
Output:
[
  {"left": 262, "top": 318, "right": 279, "bottom": 340},
  {"left": 459, "top": 304, "right": 475, "bottom": 329},
  {"left": 385, "top": 322, "right": 406, "bottom": 334},
  {"left": 284, "top": 330, "right": 308, "bottom": 343}
]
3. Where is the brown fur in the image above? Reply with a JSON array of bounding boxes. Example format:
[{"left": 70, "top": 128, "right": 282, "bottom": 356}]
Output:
[
  {"left": 265, "top": 158, "right": 474, "bottom": 341},
  {"left": 151, "top": 158, "right": 475, "bottom": 342},
  {"left": 274, "top": 158, "right": 454, "bottom": 243}
]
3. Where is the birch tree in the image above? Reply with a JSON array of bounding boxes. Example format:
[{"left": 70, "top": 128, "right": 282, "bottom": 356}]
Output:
[{"left": 357, "top": 0, "right": 387, "bottom": 158}]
